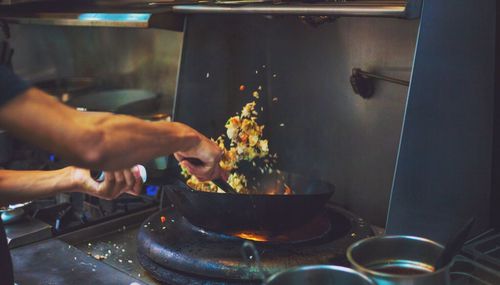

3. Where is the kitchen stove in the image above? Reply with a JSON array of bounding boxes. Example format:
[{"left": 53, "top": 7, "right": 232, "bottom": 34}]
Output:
[
  {"left": 5, "top": 192, "right": 158, "bottom": 248},
  {"left": 137, "top": 204, "right": 373, "bottom": 284}
]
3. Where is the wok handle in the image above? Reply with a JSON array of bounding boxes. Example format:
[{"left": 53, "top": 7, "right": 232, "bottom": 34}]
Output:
[{"left": 90, "top": 165, "right": 147, "bottom": 183}]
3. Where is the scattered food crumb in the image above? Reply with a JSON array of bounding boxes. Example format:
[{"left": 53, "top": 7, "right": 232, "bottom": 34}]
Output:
[
  {"left": 273, "top": 73, "right": 277, "bottom": 78},
  {"left": 258, "top": 85, "right": 262, "bottom": 91},
  {"left": 272, "top": 97, "right": 278, "bottom": 102},
  {"left": 255, "top": 70, "right": 259, "bottom": 74},
  {"left": 160, "top": 216, "right": 166, "bottom": 223},
  {"left": 279, "top": 123, "right": 285, "bottom": 127},
  {"left": 239, "top": 85, "right": 245, "bottom": 91},
  {"left": 252, "top": 91, "right": 259, "bottom": 99},
  {"left": 206, "top": 72, "right": 210, "bottom": 78}
]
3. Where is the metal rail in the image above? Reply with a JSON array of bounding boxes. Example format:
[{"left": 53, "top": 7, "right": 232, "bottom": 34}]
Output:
[
  {"left": 172, "top": 3, "right": 408, "bottom": 17},
  {"left": 354, "top": 68, "right": 409, "bottom": 86},
  {"left": 0, "top": 12, "right": 184, "bottom": 30}
]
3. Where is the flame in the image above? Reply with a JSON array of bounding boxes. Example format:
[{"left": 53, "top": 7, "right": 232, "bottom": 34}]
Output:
[
  {"left": 283, "top": 184, "right": 292, "bottom": 195},
  {"left": 233, "top": 232, "right": 270, "bottom": 242}
]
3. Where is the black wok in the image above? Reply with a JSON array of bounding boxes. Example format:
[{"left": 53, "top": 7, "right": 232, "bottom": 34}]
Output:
[{"left": 164, "top": 171, "right": 335, "bottom": 234}]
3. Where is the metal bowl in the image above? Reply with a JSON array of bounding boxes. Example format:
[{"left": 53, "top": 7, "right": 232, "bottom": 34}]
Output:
[
  {"left": 264, "top": 265, "right": 375, "bottom": 285},
  {"left": 347, "top": 235, "right": 452, "bottom": 285}
]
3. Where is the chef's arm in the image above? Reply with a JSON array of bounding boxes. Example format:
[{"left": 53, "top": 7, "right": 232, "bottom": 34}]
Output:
[
  {"left": 0, "top": 88, "right": 224, "bottom": 179},
  {"left": 0, "top": 166, "right": 142, "bottom": 206}
]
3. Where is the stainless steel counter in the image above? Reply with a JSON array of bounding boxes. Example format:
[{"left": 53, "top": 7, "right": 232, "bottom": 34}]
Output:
[
  {"left": 11, "top": 238, "right": 147, "bottom": 285},
  {"left": 72, "top": 226, "right": 158, "bottom": 285}
]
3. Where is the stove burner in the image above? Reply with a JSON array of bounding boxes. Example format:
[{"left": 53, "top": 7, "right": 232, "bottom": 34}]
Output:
[
  {"left": 137, "top": 204, "right": 373, "bottom": 284},
  {"left": 225, "top": 212, "right": 332, "bottom": 244}
]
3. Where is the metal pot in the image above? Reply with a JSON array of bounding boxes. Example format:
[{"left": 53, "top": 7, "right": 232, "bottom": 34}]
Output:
[
  {"left": 347, "top": 235, "right": 452, "bottom": 285},
  {"left": 264, "top": 265, "right": 375, "bottom": 285}
]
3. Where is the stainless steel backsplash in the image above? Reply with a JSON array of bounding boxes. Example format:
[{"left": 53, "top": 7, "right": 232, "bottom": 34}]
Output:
[
  {"left": 174, "top": 15, "right": 419, "bottom": 226},
  {"left": 9, "top": 24, "right": 183, "bottom": 112}
]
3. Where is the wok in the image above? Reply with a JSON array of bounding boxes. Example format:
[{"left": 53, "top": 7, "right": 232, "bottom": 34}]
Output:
[{"left": 164, "top": 171, "right": 335, "bottom": 234}]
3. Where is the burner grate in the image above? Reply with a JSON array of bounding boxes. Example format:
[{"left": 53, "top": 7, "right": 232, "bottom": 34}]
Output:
[{"left": 137, "top": 204, "right": 373, "bottom": 284}]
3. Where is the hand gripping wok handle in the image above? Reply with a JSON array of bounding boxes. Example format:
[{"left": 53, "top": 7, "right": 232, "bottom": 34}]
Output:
[{"left": 91, "top": 165, "right": 147, "bottom": 183}]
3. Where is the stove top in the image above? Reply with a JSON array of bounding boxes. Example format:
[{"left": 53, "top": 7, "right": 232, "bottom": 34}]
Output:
[{"left": 137, "top": 204, "right": 373, "bottom": 284}]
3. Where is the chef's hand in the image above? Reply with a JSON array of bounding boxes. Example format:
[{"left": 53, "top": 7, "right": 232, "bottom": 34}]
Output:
[
  {"left": 67, "top": 166, "right": 143, "bottom": 200},
  {"left": 174, "top": 130, "right": 228, "bottom": 182}
]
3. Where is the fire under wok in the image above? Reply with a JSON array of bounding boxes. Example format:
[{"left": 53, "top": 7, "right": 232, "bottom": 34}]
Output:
[{"left": 164, "top": 171, "right": 335, "bottom": 234}]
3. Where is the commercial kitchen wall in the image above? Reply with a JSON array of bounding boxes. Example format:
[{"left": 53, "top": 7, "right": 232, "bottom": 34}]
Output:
[
  {"left": 8, "top": 25, "right": 183, "bottom": 113},
  {"left": 8, "top": 15, "right": 419, "bottom": 227},
  {"left": 174, "top": 15, "right": 419, "bottom": 227}
]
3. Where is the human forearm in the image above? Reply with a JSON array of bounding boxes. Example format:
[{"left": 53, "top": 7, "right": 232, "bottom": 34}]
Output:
[
  {"left": 0, "top": 168, "right": 73, "bottom": 206},
  {"left": 80, "top": 113, "right": 202, "bottom": 170},
  {"left": 0, "top": 88, "right": 200, "bottom": 170},
  {"left": 0, "top": 87, "right": 225, "bottom": 179}
]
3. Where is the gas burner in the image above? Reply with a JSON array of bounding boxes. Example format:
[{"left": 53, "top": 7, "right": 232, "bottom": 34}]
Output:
[
  {"left": 224, "top": 212, "right": 332, "bottom": 244},
  {"left": 137, "top": 204, "right": 373, "bottom": 284}
]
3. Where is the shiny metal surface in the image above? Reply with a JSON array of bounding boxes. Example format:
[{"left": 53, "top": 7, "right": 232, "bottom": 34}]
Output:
[
  {"left": 2, "top": 13, "right": 152, "bottom": 28},
  {"left": 5, "top": 218, "right": 51, "bottom": 248},
  {"left": 0, "top": 12, "right": 184, "bottom": 30},
  {"left": 174, "top": 14, "right": 418, "bottom": 226},
  {"left": 386, "top": 0, "right": 496, "bottom": 243},
  {"left": 11, "top": 239, "right": 147, "bottom": 285},
  {"left": 265, "top": 265, "right": 375, "bottom": 285},
  {"left": 172, "top": 3, "right": 407, "bottom": 17},
  {"left": 348, "top": 235, "right": 451, "bottom": 285},
  {"left": 9, "top": 24, "right": 183, "bottom": 116}
]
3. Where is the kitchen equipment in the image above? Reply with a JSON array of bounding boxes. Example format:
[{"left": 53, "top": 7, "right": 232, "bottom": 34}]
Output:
[
  {"left": 165, "top": 171, "right": 335, "bottom": 233},
  {"left": 239, "top": 240, "right": 375, "bottom": 285},
  {"left": 265, "top": 265, "right": 375, "bottom": 285},
  {"left": 435, "top": 217, "right": 475, "bottom": 269},
  {"left": 67, "top": 89, "right": 160, "bottom": 114},
  {"left": 91, "top": 165, "right": 148, "bottom": 183},
  {"left": 137, "top": 203, "right": 373, "bottom": 283},
  {"left": 0, "top": 202, "right": 31, "bottom": 224},
  {"left": 347, "top": 235, "right": 451, "bottom": 285}
]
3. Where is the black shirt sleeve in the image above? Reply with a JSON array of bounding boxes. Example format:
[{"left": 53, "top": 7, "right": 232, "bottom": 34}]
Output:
[{"left": 0, "top": 65, "right": 30, "bottom": 107}]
